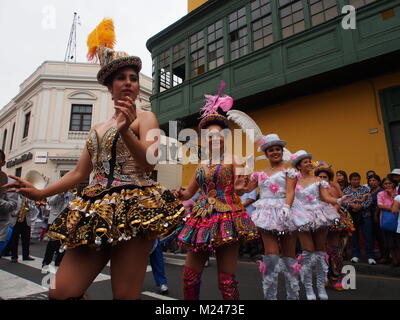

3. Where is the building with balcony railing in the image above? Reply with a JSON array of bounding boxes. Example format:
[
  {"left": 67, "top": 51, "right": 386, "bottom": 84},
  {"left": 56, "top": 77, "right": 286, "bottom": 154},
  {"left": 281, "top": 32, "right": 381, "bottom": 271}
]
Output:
[
  {"left": 0, "top": 61, "right": 182, "bottom": 189},
  {"left": 147, "top": 0, "right": 400, "bottom": 186}
]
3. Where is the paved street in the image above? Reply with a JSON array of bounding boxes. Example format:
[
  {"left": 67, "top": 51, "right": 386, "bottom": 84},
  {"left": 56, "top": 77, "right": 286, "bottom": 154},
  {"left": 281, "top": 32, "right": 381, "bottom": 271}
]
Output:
[{"left": 1, "top": 240, "right": 400, "bottom": 300}]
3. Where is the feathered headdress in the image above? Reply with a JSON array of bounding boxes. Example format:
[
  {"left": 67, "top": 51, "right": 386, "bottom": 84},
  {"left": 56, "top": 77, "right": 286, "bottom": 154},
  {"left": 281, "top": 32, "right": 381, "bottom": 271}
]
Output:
[
  {"left": 198, "top": 81, "right": 233, "bottom": 130},
  {"left": 87, "top": 18, "right": 116, "bottom": 63},
  {"left": 226, "top": 110, "right": 292, "bottom": 162},
  {"left": 86, "top": 18, "right": 142, "bottom": 86}
]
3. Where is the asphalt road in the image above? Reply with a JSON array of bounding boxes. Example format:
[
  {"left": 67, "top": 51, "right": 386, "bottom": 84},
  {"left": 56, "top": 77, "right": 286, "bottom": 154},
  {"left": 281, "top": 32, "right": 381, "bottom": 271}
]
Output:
[{"left": 1, "top": 240, "right": 400, "bottom": 300}]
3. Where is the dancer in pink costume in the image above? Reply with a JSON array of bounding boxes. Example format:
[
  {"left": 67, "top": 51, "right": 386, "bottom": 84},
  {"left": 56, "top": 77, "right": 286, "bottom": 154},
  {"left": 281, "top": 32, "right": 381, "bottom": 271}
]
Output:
[
  {"left": 175, "top": 83, "right": 258, "bottom": 300},
  {"left": 291, "top": 151, "right": 350, "bottom": 300}
]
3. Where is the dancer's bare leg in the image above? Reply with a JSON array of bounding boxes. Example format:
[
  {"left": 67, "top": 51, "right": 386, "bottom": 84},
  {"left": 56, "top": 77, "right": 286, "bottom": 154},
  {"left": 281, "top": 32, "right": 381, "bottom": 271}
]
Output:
[
  {"left": 49, "top": 246, "right": 110, "bottom": 299},
  {"left": 110, "top": 238, "right": 153, "bottom": 300}
]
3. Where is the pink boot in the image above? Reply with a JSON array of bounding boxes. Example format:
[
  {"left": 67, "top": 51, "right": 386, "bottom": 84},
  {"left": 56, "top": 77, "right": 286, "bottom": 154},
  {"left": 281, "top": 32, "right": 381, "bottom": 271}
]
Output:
[
  {"left": 182, "top": 266, "right": 202, "bottom": 300},
  {"left": 218, "top": 272, "right": 240, "bottom": 300}
]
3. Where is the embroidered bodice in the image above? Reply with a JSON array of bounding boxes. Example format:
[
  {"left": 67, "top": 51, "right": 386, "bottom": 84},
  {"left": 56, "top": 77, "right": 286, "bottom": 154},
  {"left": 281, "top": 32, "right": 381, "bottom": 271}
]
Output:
[
  {"left": 253, "top": 169, "right": 297, "bottom": 200},
  {"left": 84, "top": 126, "right": 155, "bottom": 194},
  {"left": 191, "top": 164, "right": 243, "bottom": 217},
  {"left": 294, "top": 180, "right": 329, "bottom": 207}
]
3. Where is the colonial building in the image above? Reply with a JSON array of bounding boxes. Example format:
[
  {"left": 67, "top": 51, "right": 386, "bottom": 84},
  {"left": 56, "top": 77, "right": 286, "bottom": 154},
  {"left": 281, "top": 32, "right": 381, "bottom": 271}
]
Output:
[
  {"left": 0, "top": 61, "right": 182, "bottom": 189},
  {"left": 147, "top": 0, "right": 400, "bottom": 186}
]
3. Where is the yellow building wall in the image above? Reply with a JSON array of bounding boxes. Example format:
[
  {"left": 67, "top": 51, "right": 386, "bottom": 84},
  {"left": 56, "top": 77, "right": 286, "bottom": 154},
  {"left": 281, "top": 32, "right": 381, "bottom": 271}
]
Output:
[
  {"left": 188, "top": 0, "right": 209, "bottom": 12},
  {"left": 181, "top": 72, "right": 400, "bottom": 187}
]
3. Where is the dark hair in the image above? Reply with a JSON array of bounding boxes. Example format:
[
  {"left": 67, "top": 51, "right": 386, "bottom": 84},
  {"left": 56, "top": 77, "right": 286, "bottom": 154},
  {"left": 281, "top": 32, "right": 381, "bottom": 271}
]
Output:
[
  {"left": 349, "top": 172, "right": 361, "bottom": 180},
  {"left": 296, "top": 157, "right": 311, "bottom": 171},
  {"left": 104, "top": 66, "right": 139, "bottom": 88},
  {"left": 0, "top": 149, "right": 5, "bottom": 162},
  {"left": 366, "top": 170, "right": 375, "bottom": 177},
  {"left": 382, "top": 177, "right": 394, "bottom": 185},
  {"left": 367, "top": 174, "right": 381, "bottom": 184},
  {"left": 315, "top": 167, "right": 334, "bottom": 181}
]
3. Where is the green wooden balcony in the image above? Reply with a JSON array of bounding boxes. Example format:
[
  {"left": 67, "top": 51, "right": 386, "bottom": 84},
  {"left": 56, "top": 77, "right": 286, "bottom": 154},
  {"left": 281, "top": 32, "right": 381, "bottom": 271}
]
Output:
[{"left": 146, "top": 0, "right": 400, "bottom": 126}]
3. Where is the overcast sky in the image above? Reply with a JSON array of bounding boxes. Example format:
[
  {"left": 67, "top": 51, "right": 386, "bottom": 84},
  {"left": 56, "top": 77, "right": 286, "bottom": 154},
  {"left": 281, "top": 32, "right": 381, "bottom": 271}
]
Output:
[{"left": 0, "top": 0, "right": 187, "bottom": 109}]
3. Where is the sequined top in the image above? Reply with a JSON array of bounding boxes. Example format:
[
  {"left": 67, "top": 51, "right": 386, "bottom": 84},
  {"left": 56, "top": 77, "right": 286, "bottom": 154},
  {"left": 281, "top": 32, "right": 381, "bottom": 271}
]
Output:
[
  {"left": 191, "top": 164, "right": 243, "bottom": 217},
  {"left": 84, "top": 126, "right": 156, "bottom": 195}
]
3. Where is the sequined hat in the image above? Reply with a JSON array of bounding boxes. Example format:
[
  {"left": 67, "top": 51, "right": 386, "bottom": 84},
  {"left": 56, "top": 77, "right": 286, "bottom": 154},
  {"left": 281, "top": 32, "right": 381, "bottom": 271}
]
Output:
[
  {"left": 290, "top": 150, "right": 313, "bottom": 168},
  {"left": 87, "top": 19, "right": 142, "bottom": 86}
]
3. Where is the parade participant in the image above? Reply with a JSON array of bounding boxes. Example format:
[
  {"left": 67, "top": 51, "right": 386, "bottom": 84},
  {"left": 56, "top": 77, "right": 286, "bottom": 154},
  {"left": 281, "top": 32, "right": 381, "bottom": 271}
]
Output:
[
  {"left": 5, "top": 19, "right": 185, "bottom": 300},
  {"left": 175, "top": 82, "right": 258, "bottom": 300},
  {"left": 245, "top": 134, "right": 303, "bottom": 300},
  {"left": 8, "top": 194, "right": 39, "bottom": 263},
  {"left": 41, "top": 190, "right": 74, "bottom": 270},
  {"left": 315, "top": 165, "right": 354, "bottom": 291},
  {"left": 225, "top": 109, "right": 305, "bottom": 300},
  {"left": 149, "top": 238, "right": 169, "bottom": 295},
  {"left": 291, "top": 151, "right": 348, "bottom": 300}
]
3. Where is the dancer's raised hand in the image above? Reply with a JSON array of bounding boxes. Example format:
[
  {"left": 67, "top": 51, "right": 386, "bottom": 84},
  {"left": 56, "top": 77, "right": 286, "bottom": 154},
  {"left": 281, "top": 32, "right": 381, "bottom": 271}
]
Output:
[{"left": 3, "top": 175, "right": 43, "bottom": 201}]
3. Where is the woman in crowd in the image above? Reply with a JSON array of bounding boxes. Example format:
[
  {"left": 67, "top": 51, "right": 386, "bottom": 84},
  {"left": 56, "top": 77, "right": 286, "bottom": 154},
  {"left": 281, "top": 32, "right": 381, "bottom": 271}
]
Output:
[
  {"left": 291, "top": 151, "right": 347, "bottom": 300},
  {"left": 368, "top": 175, "right": 388, "bottom": 264},
  {"left": 316, "top": 166, "right": 354, "bottom": 291},
  {"left": 336, "top": 170, "right": 350, "bottom": 191},
  {"left": 5, "top": 19, "right": 185, "bottom": 300},
  {"left": 378, "top": 178, "right": 399, "bottom": 267},
  {"left": 174, "top": 83, "right": 258, "bottom": 300}
]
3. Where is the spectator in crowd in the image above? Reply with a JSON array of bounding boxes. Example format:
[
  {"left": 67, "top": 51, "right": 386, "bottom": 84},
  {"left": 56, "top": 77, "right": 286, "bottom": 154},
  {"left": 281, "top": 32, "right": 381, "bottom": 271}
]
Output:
[
  {"left": 42, "top": 190, "right": 74, "bottom": 271},
  {"left": 336, "top": 170, "right": 349, "bottom": 191},
  {"left": 390, "top": 194, "right": 400, "bottom": 267},
  {"left": 378, "top": 178, "right": 399, "bottom": 267},
  {"left": 9, "top": 194, "right": 39, "bottom": 262},
  {"left": 343, "top": 172, "right": 376, "bottom": 265},
  {"left": 364, "top": 170, "right": 376, "bottom": 187},
  {"left": 367, "top": 174, "right": 388, "bottom": 264},
  {"left": 0, "top": 150, "right": 17, "bottom": 257},
  {"left": 388, "top": 169, "right": 400, "bottom": 193},
  {"left": 149, "top": 238, "right": 169, "bottom": 295}
]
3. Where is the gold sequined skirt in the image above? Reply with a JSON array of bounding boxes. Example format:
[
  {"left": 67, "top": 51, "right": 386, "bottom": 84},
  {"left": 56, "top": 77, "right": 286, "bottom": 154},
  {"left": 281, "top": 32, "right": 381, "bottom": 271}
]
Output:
[{"left": 47, "top": 184, "right": 185, "bottom": 250}]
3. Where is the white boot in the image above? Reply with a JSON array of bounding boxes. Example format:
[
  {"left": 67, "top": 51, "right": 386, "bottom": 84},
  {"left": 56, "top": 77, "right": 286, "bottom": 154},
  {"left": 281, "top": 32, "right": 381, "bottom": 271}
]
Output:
[
  {"left": 282, "top": 257, "right": 300, "bottom": 300},
  {"left": 260, "top": 254, "right": 281, "bottom": 300},
  {"left": 315, "top": 251, "right": 329, "bottom": 300},
  {"left": 300, "top": 251, "right": 316, "bottom": 300}
]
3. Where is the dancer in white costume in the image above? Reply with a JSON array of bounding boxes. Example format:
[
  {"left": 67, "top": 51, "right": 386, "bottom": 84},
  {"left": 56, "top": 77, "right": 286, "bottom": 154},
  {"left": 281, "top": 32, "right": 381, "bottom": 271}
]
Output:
[
  {"left": 226, "top": 111, "right": 302, "bottom": 300},
  {"left": 290, "top": 150, "right": 349, "bottom": 300}
]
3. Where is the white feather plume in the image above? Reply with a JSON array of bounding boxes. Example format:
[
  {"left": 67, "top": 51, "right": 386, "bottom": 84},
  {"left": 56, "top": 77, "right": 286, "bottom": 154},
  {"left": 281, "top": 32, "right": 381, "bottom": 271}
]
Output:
[
  {"left": 283, "top": 148, "right": 292, "bottom": 162},
  {"left": 227, "top": 110, "right": 263, "bottom": 143}
]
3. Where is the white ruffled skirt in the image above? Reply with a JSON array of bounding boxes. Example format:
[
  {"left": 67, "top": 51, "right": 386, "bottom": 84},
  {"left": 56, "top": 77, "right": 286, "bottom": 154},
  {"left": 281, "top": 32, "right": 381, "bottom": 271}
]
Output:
[
  {"left": 291, "top": 200, "right": 339, "bottom": 232},
  {"left": 251, "top": 198, "right": 297, "bottom": 233}
]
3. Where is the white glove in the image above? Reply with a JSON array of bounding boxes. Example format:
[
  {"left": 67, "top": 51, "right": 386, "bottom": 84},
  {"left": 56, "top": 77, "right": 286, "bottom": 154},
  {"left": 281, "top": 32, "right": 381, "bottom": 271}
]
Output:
[
  {"left": 282, "top": 204, "right": 291, "bottom": 218},
  {"left": 336, "top": 195, "right": 353, "bottom": 206}
]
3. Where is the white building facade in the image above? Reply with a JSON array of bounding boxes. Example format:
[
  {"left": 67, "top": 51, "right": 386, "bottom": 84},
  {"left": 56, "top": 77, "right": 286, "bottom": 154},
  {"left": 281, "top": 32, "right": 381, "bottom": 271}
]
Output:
[{"left": 0, "top": 61, "right": 182, "bottom": 189}]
